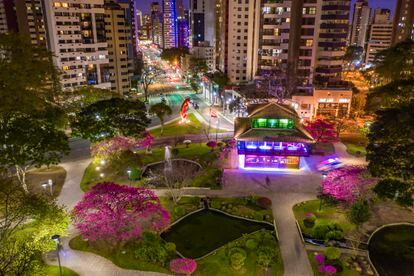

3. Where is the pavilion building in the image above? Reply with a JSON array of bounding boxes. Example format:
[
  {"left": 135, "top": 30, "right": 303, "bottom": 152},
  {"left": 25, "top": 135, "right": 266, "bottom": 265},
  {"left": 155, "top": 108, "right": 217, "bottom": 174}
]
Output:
[{"left": 234, "top": 102, "right": 315, "bottom": 170}]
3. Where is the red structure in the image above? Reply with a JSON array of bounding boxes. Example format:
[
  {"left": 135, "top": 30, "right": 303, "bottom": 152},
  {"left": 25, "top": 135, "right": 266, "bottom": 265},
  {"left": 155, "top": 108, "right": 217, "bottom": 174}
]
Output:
[{"left": 180, "top": 98, "right": 191, "bottom": 124}]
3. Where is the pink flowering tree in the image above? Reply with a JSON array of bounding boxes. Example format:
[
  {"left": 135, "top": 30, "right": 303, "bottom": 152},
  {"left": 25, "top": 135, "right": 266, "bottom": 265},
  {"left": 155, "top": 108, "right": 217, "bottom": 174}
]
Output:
[
  {"left": 206, "top": 141, "right": 217, "bottom": 152},
  {"left": 72, "top": 182, "right": 170, "bottom": 247},
  {"left": 170, "top": 258, "right": 197, "bottom": 275},
  {"left": 305, "top": 119, "right": 338, "bottom": 143},
  {"left": 321, "top": 166, "right": 377, "bottom": 204},
  {"left": 91, "top": 135, "right": 137, "bottom": 160},
  {"left": 314, "top": 253, "right": 337, "bottom": 275},
  {"left": 136, "top": 131, "right": 154, "bottom": 153}
]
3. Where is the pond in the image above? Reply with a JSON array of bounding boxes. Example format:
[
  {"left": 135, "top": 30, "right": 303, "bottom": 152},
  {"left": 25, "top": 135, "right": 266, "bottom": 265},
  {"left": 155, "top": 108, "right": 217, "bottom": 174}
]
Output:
[
  {"left": 161, "top": 209, "right": 274, "bottom": 259},
  {"left": 368, "top": 224, "right": 414, "bottom": 276}
]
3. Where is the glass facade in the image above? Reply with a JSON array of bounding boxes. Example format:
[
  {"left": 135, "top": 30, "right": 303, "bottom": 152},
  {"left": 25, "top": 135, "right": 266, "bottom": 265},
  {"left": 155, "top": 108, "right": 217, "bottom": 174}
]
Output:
[
  {"left": 244, "top": 155, "right": 300, "bottom": 169},
  {"left": 251, "top": 118, "right": 294, "bottom": 129}
]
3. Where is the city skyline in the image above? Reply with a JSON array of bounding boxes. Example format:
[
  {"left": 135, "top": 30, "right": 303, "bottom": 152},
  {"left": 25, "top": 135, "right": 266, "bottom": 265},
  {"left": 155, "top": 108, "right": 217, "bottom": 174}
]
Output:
[{"left": 138, "top": 0, "right": 395, "bottom": 14}]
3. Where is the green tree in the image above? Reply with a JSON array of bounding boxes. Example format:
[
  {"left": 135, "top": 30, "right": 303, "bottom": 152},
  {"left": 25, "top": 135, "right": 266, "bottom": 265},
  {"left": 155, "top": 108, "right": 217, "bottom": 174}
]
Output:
[
  {"left": 348, "top": 199, "right": 371, "bottom": 226},
  {"left": 367, "top": 100, "right": 414, "bottom": 180},
  {"left": 211, "top": 71, "right": 230, "bottom": 87},
  {"left": 61, "top": 86, "right": 118, "bottom": 113},
  {"left": 0, "top": 33, "right": 61, "bottom": 116},
  {"left": 256, "top": 246, "right": 277, "bottom": 270},
  {"left": 188, "top": 57, "right": 208, "bottom": 76},
  {"left": 160, "top": 47, "right": 188, "bottom": 63},
  {"left": 0, "top": 114, "right": 69, "bottom": 192},
  {"left": 140, "top": 66, "right": 162, "bottom": 102},
  {"left": 366, "top": 79, "right": 414, "bottom": 111},
  {"left": 374, "top": 39, "right": 414, "bottom": 83},
  {"left": 0, "top": 176, "right": 69, "bottom": 275},
  {"left": 343, "top": 46, "right": 364, "bottom": 67},
  {"left": 71, "top": 98, "right": 150, "bottom": 142},
  {"left": 149, "top": 102, "right": 172, "bottom": 136},
  {"left": 374, "top": 178, "right": 413, "bottom": 206}
]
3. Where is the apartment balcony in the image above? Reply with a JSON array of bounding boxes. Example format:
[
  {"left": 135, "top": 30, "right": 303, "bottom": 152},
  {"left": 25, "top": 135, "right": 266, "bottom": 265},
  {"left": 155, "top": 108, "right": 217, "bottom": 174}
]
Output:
[
  {"left": 319, "top": 32, "right": 347, "bottom": 39},
  {"left": 320, "top": 23, "right": 348, "bottom": 30},
  {"left": 318, "top": 41, "right": 346, "bottom": 48}
]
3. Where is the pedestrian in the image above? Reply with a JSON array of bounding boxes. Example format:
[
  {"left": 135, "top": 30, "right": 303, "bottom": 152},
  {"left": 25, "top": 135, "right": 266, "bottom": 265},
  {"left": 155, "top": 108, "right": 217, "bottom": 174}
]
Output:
[{"left": 265, "top": 176, "right": 270, "bottom": 187}]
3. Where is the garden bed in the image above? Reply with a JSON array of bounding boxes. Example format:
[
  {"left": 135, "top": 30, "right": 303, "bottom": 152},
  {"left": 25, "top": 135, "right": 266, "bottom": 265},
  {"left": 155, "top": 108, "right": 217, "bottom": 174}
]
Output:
[
  {"left": 161, "top": 209, "right": 273, "bottom": 258},
  {"left": 340, "top": 134, "right": 368, "bottom": 157},
  {"left": 196, "top": 230, "right": 283, "bottom": 275},
  {"left": 308, "top": 250, "right": 374, "bottom": 276},
  {"left": 293, "top": 200, "right": 355, "bottom": 239}
]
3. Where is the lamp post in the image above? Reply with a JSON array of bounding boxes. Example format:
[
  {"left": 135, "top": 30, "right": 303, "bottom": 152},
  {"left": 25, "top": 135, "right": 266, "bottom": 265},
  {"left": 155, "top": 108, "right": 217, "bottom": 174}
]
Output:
[
  {"left": 51, "top": 234, "right": 63, "bottom": 276},
  {"left": 41, "top": 179, "right": 53, "bottom": 196}
]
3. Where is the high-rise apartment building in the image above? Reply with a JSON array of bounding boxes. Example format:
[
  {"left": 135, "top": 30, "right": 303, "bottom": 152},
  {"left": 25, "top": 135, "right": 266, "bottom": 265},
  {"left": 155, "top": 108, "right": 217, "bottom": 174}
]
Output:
[
  {"left": 392, "top": 0, "right": 414, "bottom": 44},
  {"left": 365, "top": 9, "right": 393, "bottom": 64},
  {"left": 218, "top": 0, "right": 261, "bottom": 84},
  {"left": 104, "top": 0, "right": 133, "bottom": 95},
  {"left": 0, "top": 0, "right": 17, "bottom": 34},
  {"left": 136, "top": 9, "right": 143, "bottom": 29},
  {"left": 177, "top": 12, "right": 189, "bottom": 48},
  {"left": 151, "top": 2, "right": 163, "bottom": 46},
  {"left": 190, "top": 0, "right": 216, "bottom": 47},
  {"left": 42, "top": 0, "right": 110, "bottom": 90},
  {"left": 163, "top": 0, "right": 177, "bottom": 49},
  {"left": 258, "top": 0, "right": 322, "bottom": 94},
  {"left": 315, "top": 0, "right": 351, "bottom": 87},
  {"left": 14, "top": 0, "right": 47, "bottom": 47},
  {"left": 350, "top": 0, "right": 371, "bottom": 48}
]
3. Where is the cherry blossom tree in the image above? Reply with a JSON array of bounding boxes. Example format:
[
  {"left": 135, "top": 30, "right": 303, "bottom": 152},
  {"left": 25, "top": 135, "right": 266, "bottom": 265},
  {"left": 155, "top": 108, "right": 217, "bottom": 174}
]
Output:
[
  {"left": 72, "top": 183, "right": 170, "bottom": 246},
  {"left": 170, "top": 258, "right": 197, "bottom": 275},
  {"left": 137, "top": 131, "right": 154, "bottom": 153},
  {"left": 321, "top": 166, "right": 377, "bottom": 204},
  {"left": 91, "top": 136, "right": 136, "bottom": 160},
  {"left": 305, "top": 119, "right": 338, "bottom": 143}
]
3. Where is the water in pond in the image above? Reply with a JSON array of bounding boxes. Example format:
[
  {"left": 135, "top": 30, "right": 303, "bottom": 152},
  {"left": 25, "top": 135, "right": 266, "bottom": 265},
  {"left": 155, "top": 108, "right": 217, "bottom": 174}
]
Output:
[
  {"left": 369, "top": 224, "right": 414, "bottom": 276},
  {"left": 161, "top": 209, "right": 273, "bottom": 258}
]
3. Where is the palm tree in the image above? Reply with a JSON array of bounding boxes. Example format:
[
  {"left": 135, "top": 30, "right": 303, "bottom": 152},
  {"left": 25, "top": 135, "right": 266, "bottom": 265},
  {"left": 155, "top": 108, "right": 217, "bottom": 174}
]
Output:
[{"left": 149, "top": 102, "right": 172, "bottom": 136}]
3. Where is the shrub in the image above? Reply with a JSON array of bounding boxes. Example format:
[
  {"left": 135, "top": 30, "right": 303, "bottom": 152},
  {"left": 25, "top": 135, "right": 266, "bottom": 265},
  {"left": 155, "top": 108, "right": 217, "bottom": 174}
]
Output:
[
  {"left": 325, "top": 247, "right": 341, "bottom": 260},
  {"left": 171, "top": 147, "right": 179, "bottom": 157},
  {"left": 206, "top": 141, "right": 217, "bottom": 151},
  {"left": 129, "top": 166, "right": 141, "bottom": 180},
  {"left": 312, "top": 222, "right": 344, "bottom": 241},
  {"left": 319, "top": 264, "right": 337, "bottom": 275},
  {"left": 303, "top": 213, "right": 317, "bottom": 228},
  {"left": 173, "top": 206, "right": 186, "bottom": 218},
  {"left": 228, "top": 247, "right": 247, "bottom": 270},
  {"left": 327, "top": 258, "right": 343, "bottom": 273},
  {"left": 210, "top": 200, "right": 221, "bottom": 209},
  {"left": 245, "top": 239, "right": 258, "bottom": 250},
  {"left": 170, "top": 258, "right": 197, "bottom": 274},
  {"left": 256, "top": 246, "right": 277, "bottom": 269},
  {"left": 257, "top": 197, "right": 272, "bottom": 210},
  {"left": 134, "top": 232, "right": 169, "bottom": 266},
  {"left": 165, "top": 242, "right": 176, "bottom": 256},
  {"left": 348, "top": 199, "right": 371, "bottom": 225},
  {"left": 253, "top": 212, "right": 263, "bottom": 221}
]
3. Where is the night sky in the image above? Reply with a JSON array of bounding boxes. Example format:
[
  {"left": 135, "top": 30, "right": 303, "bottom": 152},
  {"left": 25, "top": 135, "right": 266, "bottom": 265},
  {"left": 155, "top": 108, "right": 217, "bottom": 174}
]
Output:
[{"left": 137, "top": 0, "right": 396, "bottom": 15}]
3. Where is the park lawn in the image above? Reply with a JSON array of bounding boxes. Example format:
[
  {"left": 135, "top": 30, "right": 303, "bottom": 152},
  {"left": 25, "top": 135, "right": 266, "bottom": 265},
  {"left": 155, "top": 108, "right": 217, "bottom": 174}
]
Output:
[
  {"left": 307, "top": 252, "right": 359, "bottom": 276},
  {"left": 195, "top": 230, "right": 283, "bottom": 276},
  {"left": 43, "top": 265, "right": 79, "bottom": 276},
  {"left": 293, "top": 200, "right": 355, "bottom": 237},
  {"left": 26, "top": 166, "right": 66, "bottom": 198},
  {"left": 80, "top": 143, "right": 218, "bottom": 191},
  {"left": 69, "top": 236, "right": 170, "bottom": 274},
  {"left": 340, "top": 134, "right": 368, "bottom": 157},
  {"left": 150, "top": 113, "right": 227, "bottom": 137}
]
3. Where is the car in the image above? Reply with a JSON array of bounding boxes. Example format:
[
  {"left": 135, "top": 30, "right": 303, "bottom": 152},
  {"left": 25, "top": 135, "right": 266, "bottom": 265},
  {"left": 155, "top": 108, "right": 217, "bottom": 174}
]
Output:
[{"left": 317, "top": 155, "right": 343, "bottom": 172}]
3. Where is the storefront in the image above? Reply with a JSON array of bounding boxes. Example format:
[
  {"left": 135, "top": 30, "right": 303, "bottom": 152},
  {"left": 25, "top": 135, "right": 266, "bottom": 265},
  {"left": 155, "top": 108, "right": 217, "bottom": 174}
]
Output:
[{"left": 234, "top": 103, "right": 315, "bottom": 171}]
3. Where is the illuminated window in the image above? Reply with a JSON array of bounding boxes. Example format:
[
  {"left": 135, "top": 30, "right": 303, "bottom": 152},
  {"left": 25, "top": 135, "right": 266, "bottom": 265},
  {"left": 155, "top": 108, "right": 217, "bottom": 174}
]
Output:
[
  {"left": 305, "top": 39, "right": 313, "bottom": 47},
  {"left": 251, "top": 118, "right": 294, "bottom": 129}
]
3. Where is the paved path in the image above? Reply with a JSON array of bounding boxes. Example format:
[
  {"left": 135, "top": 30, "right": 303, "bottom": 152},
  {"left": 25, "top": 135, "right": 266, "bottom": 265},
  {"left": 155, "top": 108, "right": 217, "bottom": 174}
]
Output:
[{"left": 334, "top": 142, "right": 367, "bottom": 166}]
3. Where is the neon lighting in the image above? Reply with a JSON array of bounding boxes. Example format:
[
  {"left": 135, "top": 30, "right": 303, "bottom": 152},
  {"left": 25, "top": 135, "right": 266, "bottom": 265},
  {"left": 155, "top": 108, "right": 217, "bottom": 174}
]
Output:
[
  {"left": 251, "top": 118, "right": 294, "bottom": 129},
  {"left": 179, "top": 98, "right": 191, "bottom": 124},
  {"left": 246, "top": 145, "right": 257, "bottom": 149},
  {"left": 259, "top": 142, "right": 271, "bottom": 150}
]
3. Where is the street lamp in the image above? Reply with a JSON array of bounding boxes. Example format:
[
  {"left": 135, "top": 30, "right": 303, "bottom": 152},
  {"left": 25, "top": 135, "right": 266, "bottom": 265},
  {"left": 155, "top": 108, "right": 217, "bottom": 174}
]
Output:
[
  {"left": 41, "top": 179, "right": 53, "bottom": 196},
  {"left": 51, "top": 234, "right": 63, "bottom": 276}
]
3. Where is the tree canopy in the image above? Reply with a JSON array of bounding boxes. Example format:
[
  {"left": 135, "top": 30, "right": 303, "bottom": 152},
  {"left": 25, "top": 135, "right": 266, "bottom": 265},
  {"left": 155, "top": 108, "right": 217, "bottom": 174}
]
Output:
[
  {"left": 367, "top": 100, "right": 414, "bottom": 180},
  {"left": 0, "top": 113, "right": 69, "bottom": 192},
  {"left": 71, "top": 98, "right": 150, "bottom": 142},
  {"left": 149, "top": 102, "right": 172, "bottom": 135},
  {"left": 72, "top": 183, "right": 170, "bottom": 246}
]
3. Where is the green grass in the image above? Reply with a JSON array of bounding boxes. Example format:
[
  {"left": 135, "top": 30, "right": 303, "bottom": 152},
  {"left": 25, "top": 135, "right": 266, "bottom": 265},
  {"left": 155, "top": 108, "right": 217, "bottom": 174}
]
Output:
[
  {"left": 340, "top": 134, "right": 368, "bottom": 157},
  {"left": 69, "top": 236, "right": 170, "bottom": 274},
  {"left": 190, "top": 167, "right": 222, "bottom": 189},
  {"left": 150, "top": 113, "right": 227, "bottom": 137},
  {"left": 161, "top": 209, "right": 273, "bottom": 258},
  {"left": 293, "top": 200, "right": 355, "bottom": 237},
  {"left": 43, "top": 265, "right": 78, "bottom": 276},
  {"left": 80, "top": 143, "right": 218, "bottom": 191},
  {"left": 196, "top": 230, "right": 283, "bottom": 276},
  {"left": 160, "top": 196, "right": 202, "bottom": 222},
  {"left": 308, "top": 252, "right": 359, "bottom": 276},
  {"left": 369, "top": 224, "right": 414, "bottom": 276}
]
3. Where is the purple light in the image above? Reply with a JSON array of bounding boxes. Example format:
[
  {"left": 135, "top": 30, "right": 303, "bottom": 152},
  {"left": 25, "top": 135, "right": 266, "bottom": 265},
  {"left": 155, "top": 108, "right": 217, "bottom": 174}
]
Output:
[{"left": 246, "top": 145, "right": 257, "bottom": 149}]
